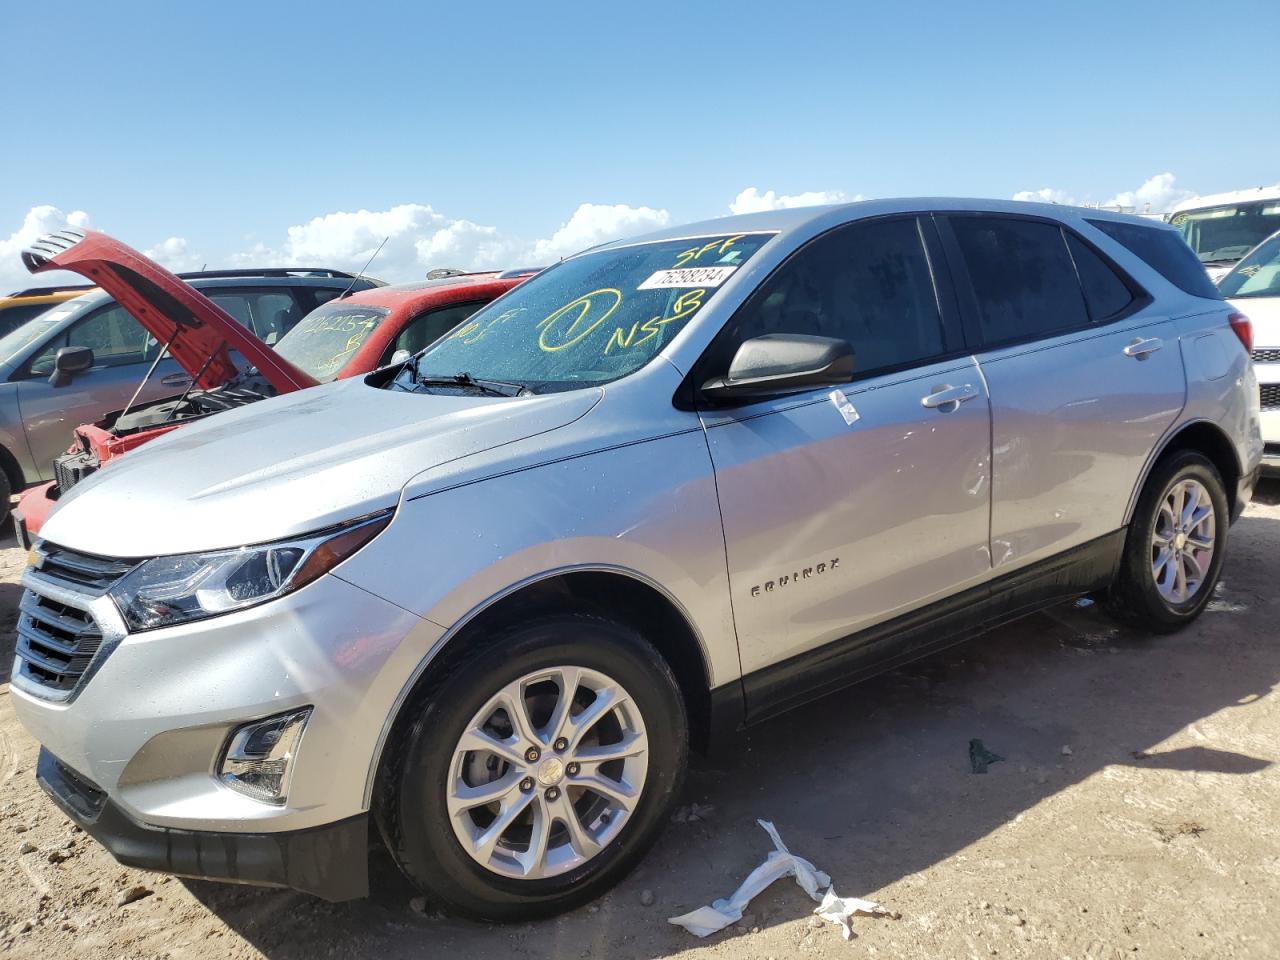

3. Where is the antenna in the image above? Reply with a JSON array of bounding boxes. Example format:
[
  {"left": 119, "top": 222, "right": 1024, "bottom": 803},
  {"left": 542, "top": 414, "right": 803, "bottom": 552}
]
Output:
[{"left": 338, "top": 237, "right": 388, "bottom": 299}]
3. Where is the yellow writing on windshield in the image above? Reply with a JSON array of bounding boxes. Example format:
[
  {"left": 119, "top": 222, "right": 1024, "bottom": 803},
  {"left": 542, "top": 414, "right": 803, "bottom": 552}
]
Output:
[
  {"left": 604, "top": 289, "right": 706, "bottom": 355},
  {"left": 673, "top": 235, "right": 745, "bottom": 268},
  {"left": 537, "top": 288, "right": 622, "bottom": 352},
  {"left": 450, "top": 306, "right": 526, "bottom": 346}
]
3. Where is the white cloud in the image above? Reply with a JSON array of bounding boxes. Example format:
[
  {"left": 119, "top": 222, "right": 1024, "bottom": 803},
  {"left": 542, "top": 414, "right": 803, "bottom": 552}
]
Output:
[
  {"left": 1104, "top": 172, "right": 1194, "bottom": 214},
  {"left": 1011, "top": 187, "right": 1078, "bottom": 205},
  {"left": 1011, "top": 172, "right": 1196, "bottom": 214},
  {"left": 0, "top": 205, "right": 92, "bottom": 293},
  {"left": 531, "top": 203, "right": 670, "bottom": 262},
  {"left": 230, "top": 201, "right": 671, "bottom": 281},
  {"left": 144, "top": 236, "right": 204, "bottom": 274},
  {"left": 729, "top": 187, "right": 857, "bottom": 215}
]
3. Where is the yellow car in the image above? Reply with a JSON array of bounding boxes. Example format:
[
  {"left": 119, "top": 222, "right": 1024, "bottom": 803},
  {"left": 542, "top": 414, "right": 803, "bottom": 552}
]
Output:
[{"left": 0, "top": 283, "right": 94, "bottom": 336}]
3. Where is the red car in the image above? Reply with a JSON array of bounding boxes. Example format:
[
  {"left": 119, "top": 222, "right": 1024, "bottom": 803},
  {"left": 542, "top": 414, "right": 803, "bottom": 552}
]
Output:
[{"left": 15, "top": 230, "right": 535, "bottom": 541}]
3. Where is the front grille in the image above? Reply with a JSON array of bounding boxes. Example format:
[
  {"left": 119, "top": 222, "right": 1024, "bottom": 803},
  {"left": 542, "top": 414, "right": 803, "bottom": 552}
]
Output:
[
  {"left": 16, "top": 543, "right": 138, "bottom": 699},
  {"left": 1261, "top": 384, "right": 1280, "bottom": 410},
  {"left": 1252, "top": 347, "right": 1280, "bottom": 363}
]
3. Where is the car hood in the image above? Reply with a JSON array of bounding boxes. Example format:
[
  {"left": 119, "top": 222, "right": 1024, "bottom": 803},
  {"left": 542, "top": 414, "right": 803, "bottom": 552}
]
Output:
[
  {"left": 41, "top": 377, "right": 601, "bottom": 557},
  {"left": 22, "top": 229, "right": 316, "bottom": 393},
  {"left": 1228, "top": 295, "right": 1280, "bottom": 347}
]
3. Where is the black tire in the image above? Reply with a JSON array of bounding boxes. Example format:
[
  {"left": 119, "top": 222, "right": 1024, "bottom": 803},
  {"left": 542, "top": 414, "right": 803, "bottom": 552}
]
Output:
[
  {"left": 0, "top": 468, "right": 12, "bottom": 530},
  {"left": 1105, "top": 450, "right": 1228, "bottom": 633},
  {"left": 377, "top": 612, "right": 687, "bottom": 920}
]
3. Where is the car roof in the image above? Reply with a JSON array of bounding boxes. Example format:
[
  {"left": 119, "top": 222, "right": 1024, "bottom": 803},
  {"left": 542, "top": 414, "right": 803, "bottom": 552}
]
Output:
[
  {"left": 335, "top": 273, "right": 527, "bottom": 312},
  {"left": 1169, "top": 185, "right": 1280, "bottom": 215},
  {"left": 588, "top": 197, "right": 1173, "bottom": 254}
]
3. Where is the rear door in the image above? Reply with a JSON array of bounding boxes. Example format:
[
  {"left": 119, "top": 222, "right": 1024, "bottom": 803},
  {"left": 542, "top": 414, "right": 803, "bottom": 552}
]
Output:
[
  {"left": 699, "top": 215, "right": 993, "bottom": 715},
  {"left": 939, "top": 214, "right": 1185, "bottom": 572}
]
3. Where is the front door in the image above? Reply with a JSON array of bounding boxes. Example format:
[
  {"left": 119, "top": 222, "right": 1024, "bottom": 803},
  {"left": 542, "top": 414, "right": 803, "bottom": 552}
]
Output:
[{"left": 696, "top": 216, "right": 993, "bottom": 715}]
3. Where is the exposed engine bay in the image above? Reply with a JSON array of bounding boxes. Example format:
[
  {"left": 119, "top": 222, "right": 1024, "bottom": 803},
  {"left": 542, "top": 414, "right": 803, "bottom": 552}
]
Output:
[{"left": 52, "top": 372, "right": 276, "bottom": 495}]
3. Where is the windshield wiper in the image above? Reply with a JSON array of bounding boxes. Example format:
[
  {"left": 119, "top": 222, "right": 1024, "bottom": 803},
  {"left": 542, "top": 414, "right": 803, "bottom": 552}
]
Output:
[{"left": 413, "top": 371, "right": 529, "bottom": 397}]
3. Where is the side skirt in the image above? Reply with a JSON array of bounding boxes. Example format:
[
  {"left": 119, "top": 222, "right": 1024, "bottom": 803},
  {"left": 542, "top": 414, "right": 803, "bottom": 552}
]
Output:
[{"left": 738, "top": 529, "right": 1126, "bottom": 727}]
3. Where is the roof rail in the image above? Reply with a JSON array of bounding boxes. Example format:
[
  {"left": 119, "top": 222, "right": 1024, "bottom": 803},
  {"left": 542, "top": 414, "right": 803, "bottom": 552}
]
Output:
[
  {"left": 173, "top": 267, "right": 362, "bottom": 280},
  {"left": 5, "top": 282, "right": 98, "bottom": 298}
]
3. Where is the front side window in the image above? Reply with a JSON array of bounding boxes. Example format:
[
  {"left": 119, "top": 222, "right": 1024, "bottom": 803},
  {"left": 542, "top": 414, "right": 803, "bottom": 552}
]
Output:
[
  {"left": 387, "top": 301, "right": 489, "bottom": 360},
  {"left": 1171, "top": 202, "right": 1280, "bottom": 266},
  {"left": 403, "top": 233, "right": 774, "bottom": 393},
  {"left": 1218, "top": 233, "right": 1280, "bottom": 300},
  {"left": 952, "top": 217, "right": 1090, "bottom": 345},
  {"left": 703, "top": 217, "right": 947, "bottom": 381},
  {"left": 274, "top": 303, "right": 391, "bottom": 381},
  {"left": 30, "top": 304, "right": 148, "bottom": 375}
]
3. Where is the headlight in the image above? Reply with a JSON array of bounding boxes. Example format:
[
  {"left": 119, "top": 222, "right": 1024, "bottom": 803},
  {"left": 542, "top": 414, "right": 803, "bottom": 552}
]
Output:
[{"left": 109, "top": 511, "right": 391, "bottom": 631}]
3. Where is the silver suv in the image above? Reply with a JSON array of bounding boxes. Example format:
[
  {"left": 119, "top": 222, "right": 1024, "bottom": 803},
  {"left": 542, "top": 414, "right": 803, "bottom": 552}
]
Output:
[{"left": 11, "top": 200, "right": 1262, "bottom": 919}]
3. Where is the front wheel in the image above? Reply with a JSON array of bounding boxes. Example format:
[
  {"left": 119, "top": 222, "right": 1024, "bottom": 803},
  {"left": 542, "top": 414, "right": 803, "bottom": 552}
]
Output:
[
  {"left": 1106, "top": 450, "right": 1228, "bottom": 633},
  {"left": 378, "top": 612, "right": 687, "bottom": 920}
]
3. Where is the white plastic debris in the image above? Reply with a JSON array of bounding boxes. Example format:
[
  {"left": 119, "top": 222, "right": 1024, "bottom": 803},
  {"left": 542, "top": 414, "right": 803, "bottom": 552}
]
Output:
[
  {"left": 814, "top": 888, "right": 888, "bottom": 940},
  {"left": 667, "top": 820, "right": 890, "bottom": 939}
]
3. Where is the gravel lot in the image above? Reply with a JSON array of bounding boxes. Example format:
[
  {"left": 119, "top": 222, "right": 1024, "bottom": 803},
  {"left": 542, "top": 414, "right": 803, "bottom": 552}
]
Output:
[{"left": 2, "top": 485, "right": 1279, "bottom": 959}]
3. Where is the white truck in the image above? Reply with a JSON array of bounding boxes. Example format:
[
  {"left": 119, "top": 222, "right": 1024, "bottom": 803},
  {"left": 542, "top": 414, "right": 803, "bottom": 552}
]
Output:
[{"left": 1168, "top": 185, "right": 1280, "bottom": 282}]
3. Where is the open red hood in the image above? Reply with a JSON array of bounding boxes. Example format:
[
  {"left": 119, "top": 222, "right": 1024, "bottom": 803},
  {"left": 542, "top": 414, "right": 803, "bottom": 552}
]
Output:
[{"left": 22, "top": 229, "right": 317, "bottom": 393}]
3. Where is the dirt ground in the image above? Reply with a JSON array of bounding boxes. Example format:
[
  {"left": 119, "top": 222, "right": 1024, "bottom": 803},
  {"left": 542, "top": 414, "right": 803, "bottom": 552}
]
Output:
[{"left": 2, "top": 487, "right": 1279, "bottom": 960}]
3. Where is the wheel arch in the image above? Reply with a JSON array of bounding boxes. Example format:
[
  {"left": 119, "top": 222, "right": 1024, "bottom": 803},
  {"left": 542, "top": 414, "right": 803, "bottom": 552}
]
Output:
[
  {"left": 364, "top": 566, "right": 722, "bottom": 809},
  {"left": 1126, "top": 419, "right": 1242, "bottom": 524}
]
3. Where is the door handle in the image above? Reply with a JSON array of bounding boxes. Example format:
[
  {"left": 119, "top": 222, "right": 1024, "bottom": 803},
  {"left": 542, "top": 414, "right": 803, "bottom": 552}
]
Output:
[
  {"left": 160, "top": 373, "right": 193, "bottom": 386},
  {"left": 1123, "top": 337, "right": 1163, "bottom": 360},
  {"left": 920, "top": 383, "right": 979, "bottom": 410}
]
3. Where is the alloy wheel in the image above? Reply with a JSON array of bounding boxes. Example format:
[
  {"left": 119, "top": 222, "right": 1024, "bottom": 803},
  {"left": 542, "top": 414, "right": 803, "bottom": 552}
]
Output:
[
  {"left": 446, "top": 665, "right": 649, "bottom": 879},
  {"left": 1150, "top": 477, "right": 1216, "bottom": 605}
]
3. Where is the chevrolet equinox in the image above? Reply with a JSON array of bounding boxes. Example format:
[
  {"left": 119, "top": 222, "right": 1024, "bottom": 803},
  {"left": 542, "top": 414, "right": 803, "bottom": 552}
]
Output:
[{"left": 11, "top": 200, "right": 1263, "bottom": 919}]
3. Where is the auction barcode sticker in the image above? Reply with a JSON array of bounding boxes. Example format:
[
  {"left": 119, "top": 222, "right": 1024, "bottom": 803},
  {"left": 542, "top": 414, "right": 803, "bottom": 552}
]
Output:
[{"left": 638, "top": 266, "right": 738, "bottom": 290}]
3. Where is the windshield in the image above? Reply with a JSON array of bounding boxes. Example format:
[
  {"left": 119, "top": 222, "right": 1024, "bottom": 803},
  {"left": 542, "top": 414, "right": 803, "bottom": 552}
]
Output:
[
  {"left": 0, "top": 298, "right": 97, "bottom": 366},
  {"left": 1218, "top": 232, "right": 1280, "bottom": 300},
  {"left": 403, "top": 233, "right": 773, "bottom": 393},
  {"left": 273, "top": 303, "right": 390, "bottom": 381},
  {"left": 1172, "top": 201, "right": 1280, "bottom": 264}
]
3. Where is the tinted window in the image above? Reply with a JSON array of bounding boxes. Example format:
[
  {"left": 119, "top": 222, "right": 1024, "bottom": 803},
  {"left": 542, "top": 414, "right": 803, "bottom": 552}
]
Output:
[
  {"left": 206, "top": 290, "right": 302, "bottom": 344},
  {"left": 710, "top": 217, "right": 946, "bottom": 379},
  {"left": 390, "top": 301, "right": 489, "bottom": 358},
  {"left": 1065, "top": 233, "right": 1134, "bottom": 320},
  {"left": 951, "top": 217, "right": 1089, "bottom": 345},
  {"left": 1087, "top": 219, "right": 1221, "bottom": 300},
  {"left": 30, "top": 304, "right": 148, "bottom": 374}
]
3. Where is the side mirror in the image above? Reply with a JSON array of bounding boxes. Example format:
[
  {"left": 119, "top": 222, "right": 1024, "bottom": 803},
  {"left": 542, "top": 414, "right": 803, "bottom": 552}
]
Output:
[
  {"left": 701, "top": 334, "right": 854, "bottom": 400},
  {"left": 389, "top": 349, "right": 413, "bottom": 366},
  {"left": 48, "top": 346, "right": 94, "bottom": 388}
]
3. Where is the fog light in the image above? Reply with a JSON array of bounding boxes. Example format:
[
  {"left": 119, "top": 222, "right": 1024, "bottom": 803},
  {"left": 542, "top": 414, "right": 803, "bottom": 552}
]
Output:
[{"left": 219, "top": 707, "right": 311, "bottom": 805}]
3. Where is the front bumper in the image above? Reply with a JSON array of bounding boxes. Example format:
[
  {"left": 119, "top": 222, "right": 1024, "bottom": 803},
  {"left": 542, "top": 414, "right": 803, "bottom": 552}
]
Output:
[
  {"left": 11, "top": 567, "right": 440, "bottom": 851},
  {"left": 37, "top": 748, "right": 369, "bottom": 900}
]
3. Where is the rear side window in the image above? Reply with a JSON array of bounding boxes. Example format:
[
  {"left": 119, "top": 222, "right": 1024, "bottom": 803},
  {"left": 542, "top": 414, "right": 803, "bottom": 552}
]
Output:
[
  {"left": 709, "top": 216, "right": 949, "bottom": 380},
  {"left": 1087, "top": 219, "right": 1222, "bottom": 300},
  {"left": 1064, "top": 234, "right": 1134, "bottom": 320},
  {"left": 950, "top": 217, "right": 1089, "bottom": 345}
]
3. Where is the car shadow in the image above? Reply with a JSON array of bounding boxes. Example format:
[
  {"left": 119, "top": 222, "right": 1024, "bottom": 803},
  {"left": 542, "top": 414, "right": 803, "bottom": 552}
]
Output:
[{"left": 182, "top": 500, "right": 1280, "bottom": 959}]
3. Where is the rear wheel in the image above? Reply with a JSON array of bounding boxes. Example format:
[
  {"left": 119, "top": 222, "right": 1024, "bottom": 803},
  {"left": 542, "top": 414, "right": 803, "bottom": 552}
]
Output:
[
  {"left": 1106, "top": 450, "right": 1228, "bottom": 632},
  {"left": 378, "top": 612, "right": 687, "bottom": 920}
]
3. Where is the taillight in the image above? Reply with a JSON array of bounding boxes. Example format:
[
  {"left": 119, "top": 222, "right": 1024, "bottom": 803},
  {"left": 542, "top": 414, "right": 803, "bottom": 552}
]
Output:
[{"left": 1228, "top": 312, "right": 1253, "bottom": 354}]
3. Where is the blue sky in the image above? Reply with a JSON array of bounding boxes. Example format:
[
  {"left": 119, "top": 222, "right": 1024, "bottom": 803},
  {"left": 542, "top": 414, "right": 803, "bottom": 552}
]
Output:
[{"left": 2, "top": 0, "right": 1276, "bottom": 287}]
